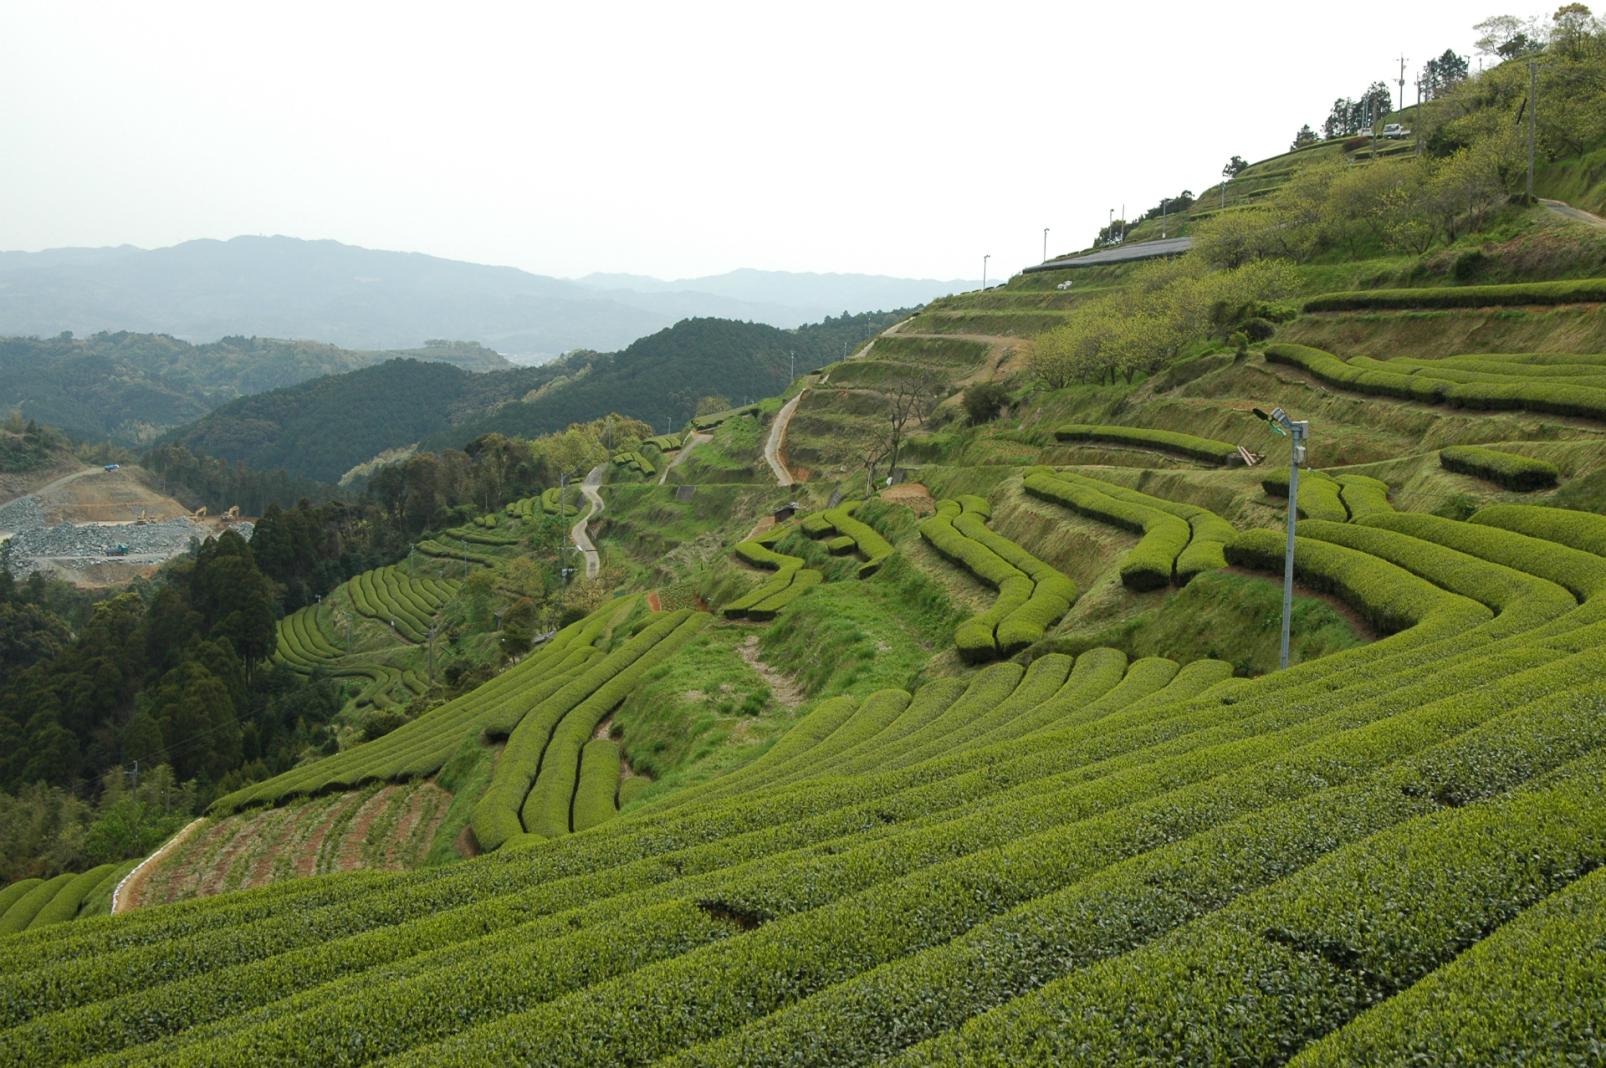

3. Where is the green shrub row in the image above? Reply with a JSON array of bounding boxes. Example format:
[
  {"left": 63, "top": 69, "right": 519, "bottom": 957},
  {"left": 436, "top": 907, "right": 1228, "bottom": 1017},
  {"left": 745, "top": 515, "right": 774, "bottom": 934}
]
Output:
[
  {"left": 17, "top": 864, "right": 118, "bottom": 931},
  {"left": 1358, "top": 510, "right": 1606, "bottom": 603},
  {"left": 1335, "top": 473, "right": 1392, "bottom": 518},
  {"left": 1024, "top": 469, "right": 1190, "bottom": 590},
  {"left": 1472, "top": 502, "right": 1606, "bottom": 558},
  {"left": 1224, "top": 528, "right": 1490, "bottom": 636},
  {"left": 413, "top": 538, "right": 497, "bottom": 567},
  {"left": 1295, "top": 519, "right": 1574, "bottom": 641},
  {"left": 21, "top": 529, "right": 1593, "bottom": 1047},
  {"left": 273, "top": 602, "right": 343, "bottom": 672},
  {"left": 801, "top": 503, "right": 894, "bottom": 577},
  {"left": 1435, "top": 352, "right": 1606, "bottom": 375},
  {"left": 1303, "top": 277, "right": 1606, "bottom": 311},
  {"left": 1440, "top": 445, "right": 1560, "bottom": 491},
  {"left": 1072, "top": 473, "right": 1236, "bottom": 582},
  {"left": 385, "top": 651, "right": 1606, "bottom": 1066},
  {"left": 15, "top": 632, "right": 1580, "bottom": 1059},
  {"left": 570, "top": 740, "right": 621, "bottom": 833},
  {"left": 919, "top": 497, "right": 1076, "bottom": 659},
  {"left": 1266, "top": 342, "right": 1606, "bottom": 421},
  {"left": 505, "top": 496, "right": 539, "bottom": 522},
  {"left": 645, "top": 433, "right": 683, "bottom": 453},
  {"left": 1261, "top": 468, "right": 1349, "bottom": 522},
  {"left": 0, "top": 878, "right": 43, "bottom": 923},
  {"left": 673, "top": 657, "right": 1599, "bottom": 1067},
  {"left": 1351, "top": 354, "right": 1606, "bottom": 391},
  {"left": 472, "top": 611, "right": 700, "bottom": 850},
  {"left": 209, "top": 609, "right": 619, "bottom": 814},
  {"left": 879, "top": 657, "right": 1069, "bottom": 772},
  {"left": 1055, "top": 423, "right": 1239, "bottom": 465},
  {"left": 725, "top": 529, "right": 822, "bottom": 619},
  {"left": 521, "top": 615, "right": 708, "bottom": 838},
  {"left": 0, "top": 873, "right": 74, "bottom": 934},
  {"left": 755, "top": 690, "right": 913, "bottom": 787},
  {"left": 611, "top": 450, "right": 656, "bottom": 476},
  {"left": 1294, "top": 864, "right": 1606, "bottom": 1065},
  {"left": 891, "top": 697, "right": 1606, "bottom": 1065},
  {"left": 691, "top": 403, "right": 760, "bottom": 430},
  {"left": 13, "top": 584, "right": 1572, "bottom": 1043}
]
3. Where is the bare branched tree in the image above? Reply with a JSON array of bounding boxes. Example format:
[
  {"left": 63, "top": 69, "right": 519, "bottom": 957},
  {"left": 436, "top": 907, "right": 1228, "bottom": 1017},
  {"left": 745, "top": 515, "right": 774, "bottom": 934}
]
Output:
[{"left": 884, "top": 370, "right": 945, "bottom": 476}]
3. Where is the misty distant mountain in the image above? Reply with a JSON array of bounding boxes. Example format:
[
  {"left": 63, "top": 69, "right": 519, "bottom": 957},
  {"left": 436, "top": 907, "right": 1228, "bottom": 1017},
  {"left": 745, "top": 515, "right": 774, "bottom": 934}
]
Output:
[
  {"left": 0, "top": 236, "right": 971, "bottom": 357},
  {"left": 577, "top": 267, "right": 976, "bottom": 324}
]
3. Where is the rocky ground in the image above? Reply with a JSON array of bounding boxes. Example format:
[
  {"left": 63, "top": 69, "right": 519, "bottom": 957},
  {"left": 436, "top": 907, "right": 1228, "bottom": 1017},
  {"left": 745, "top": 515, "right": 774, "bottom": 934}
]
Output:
[{"left": 1, "top": 470, "right": 252, "bottom": 582}]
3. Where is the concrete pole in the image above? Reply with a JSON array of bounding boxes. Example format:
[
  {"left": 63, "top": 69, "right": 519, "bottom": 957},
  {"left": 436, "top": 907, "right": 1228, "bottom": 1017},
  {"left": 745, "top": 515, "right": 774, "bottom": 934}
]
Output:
[{"left": 1279, "top": 420, "right": 1308, "bottom": 670}]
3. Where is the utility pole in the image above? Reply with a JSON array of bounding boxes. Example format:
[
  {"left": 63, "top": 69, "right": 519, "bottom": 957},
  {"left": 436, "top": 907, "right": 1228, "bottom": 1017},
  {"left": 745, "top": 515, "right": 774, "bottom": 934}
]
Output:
[
  {"left": 789, "top": 350, "right": 795, "bottom": 382},
  {"left": 1119, "top": 202, "right": 1126, "bottom": 242},
  {"left": 981, "top": 253, "right": 990, "bottom": 290},
  {"left": 1415, "top": 78, "right": 1423, "bottom": 155},
  {"left": 1527, "top": 60, "right": 1537, "bottom": 200},
  {"left": 1397, "top": 53, "right": 1407, "bottom": 112},
  {"left": 1042, "top": 227, "right": 1049, "bottom": 263}
]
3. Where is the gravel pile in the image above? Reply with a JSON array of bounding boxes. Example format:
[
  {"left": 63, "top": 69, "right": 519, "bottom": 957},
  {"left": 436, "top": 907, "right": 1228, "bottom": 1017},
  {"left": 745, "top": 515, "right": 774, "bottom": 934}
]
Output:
[
  {"left": 3, "top": 508, "right": 255, "bottom": 576},
  {"left": 0, "top": 493, "right": 46, "bottom": 534}
]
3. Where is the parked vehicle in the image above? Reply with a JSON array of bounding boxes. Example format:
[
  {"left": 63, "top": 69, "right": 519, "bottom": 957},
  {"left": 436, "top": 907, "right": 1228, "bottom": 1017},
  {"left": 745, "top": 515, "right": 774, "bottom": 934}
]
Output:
[{"left": 1382, "top": 123, "right": 1410, "bottom": 139}]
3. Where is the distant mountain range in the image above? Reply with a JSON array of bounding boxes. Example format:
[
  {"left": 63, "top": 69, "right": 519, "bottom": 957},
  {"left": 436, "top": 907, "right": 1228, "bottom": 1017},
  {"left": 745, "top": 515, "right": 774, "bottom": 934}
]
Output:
[{"left": 0, "top": 236, "right": 972, "bottom": 357}]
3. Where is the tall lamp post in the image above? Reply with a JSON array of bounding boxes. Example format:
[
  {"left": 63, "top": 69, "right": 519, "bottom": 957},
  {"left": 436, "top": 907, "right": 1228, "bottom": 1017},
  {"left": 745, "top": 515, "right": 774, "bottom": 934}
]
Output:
[
  {"left": 981, "top": 253, "right": 990, "bottom": 290},
  {"left": 1253, "top": 406, "right": 1309, "bottom": 670},
  {"left": 1042, "top": 227, "right": 1049, "bottom": 263}
]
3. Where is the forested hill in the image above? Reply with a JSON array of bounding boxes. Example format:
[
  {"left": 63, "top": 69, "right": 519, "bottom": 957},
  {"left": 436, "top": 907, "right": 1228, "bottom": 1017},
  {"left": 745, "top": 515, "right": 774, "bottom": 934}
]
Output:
[
  {"left": 167, "top": 309, "right": 908, "bottom": 482},
  {"left": 165, "top": 359, "right": 555, "bottom": 483},
  {"left": 0, "top": 332, "right": 509, "bottom": 444},
  {"left": 432, "top": 310, "right": 906, "bottom": 446}
]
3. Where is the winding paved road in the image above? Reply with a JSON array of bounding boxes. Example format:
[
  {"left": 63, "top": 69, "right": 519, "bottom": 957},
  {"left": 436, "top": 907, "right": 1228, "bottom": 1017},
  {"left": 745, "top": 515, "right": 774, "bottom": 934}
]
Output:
[
  {"left": 571, "top": 464, "right": 607, "bottom": 580},
  {"left": 764, "top": 395, "right": 803, "bottom": 487}
]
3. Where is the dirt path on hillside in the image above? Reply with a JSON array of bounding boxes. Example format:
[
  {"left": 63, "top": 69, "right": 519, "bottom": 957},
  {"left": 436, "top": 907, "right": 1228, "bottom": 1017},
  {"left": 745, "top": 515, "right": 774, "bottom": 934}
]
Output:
[
  {"left": 112, "top": 817, "right": 206, "bottom": 913},
  {"left": 658, "top": 432, "right": 712, "bottom": 485},
  {"left": 737, "top": 635, "right": 806, "bottom": 708},
  {"left": 572, "top": 464, "right": 606, "bottom": 579},
  {"left": 764, "top": 394, "right": 804, "bottom": 487},
  {"left": 1542, "top": 198, "right": 1606, "bottom": 229}
]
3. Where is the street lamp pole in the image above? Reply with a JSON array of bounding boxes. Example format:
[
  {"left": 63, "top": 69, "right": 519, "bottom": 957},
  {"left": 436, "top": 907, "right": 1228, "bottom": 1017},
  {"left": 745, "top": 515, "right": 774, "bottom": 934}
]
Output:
[
  {"left": 1042, "top": 227, "right": 1049, "bottom": 263},
  {"left": 1254, "top": 406, "right": 1309, "bottom": 670},
  {"left": 981, "top": 254, "right": 990, "bottom": 290}
]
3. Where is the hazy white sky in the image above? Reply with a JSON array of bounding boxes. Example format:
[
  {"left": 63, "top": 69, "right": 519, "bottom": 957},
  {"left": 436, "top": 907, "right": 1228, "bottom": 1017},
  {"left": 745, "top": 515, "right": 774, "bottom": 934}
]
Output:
[{"left": 2, "top": 1, "right": 1491, "bottom": 280}]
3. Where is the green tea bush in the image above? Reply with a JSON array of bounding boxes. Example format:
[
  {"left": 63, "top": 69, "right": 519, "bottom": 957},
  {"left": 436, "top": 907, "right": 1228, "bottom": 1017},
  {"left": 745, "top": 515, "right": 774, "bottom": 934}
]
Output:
[
  {"left": 1261, "top": 468, "right": 1348, "bottom": 522},
  {"left": 1055, "top": 423, "right": 1239, "bottom": 465},
  {"left": 571, "top": 739, "right": 622, "bottom": 832},
  {"left": 1304, "top": 277, "right": 1606, "bottom": 311},
  {"left": 1472, "top": 503, "right": 1606, "bottom": 557},
  {"left": 1024, "top": 470, "right": 1190, "bottom": 590},
  {"left": 1440, "top": 445, "right": 1561, "bottom": 490}
]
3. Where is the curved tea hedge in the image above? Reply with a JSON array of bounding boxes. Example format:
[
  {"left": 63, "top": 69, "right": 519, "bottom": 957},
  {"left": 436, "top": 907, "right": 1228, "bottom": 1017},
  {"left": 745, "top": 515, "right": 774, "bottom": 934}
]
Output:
[
  {"left": 611, "top": 450, "right": 656, "bottom": 477},
  {"left": 801, "top": 502, "right": 894, "bottom": 577},
  {"left": 1026, "top": 468, "right": 1216, "bottom": 590},
  {"left": 725, "top": 527, "right": 823, "bottom": 620},
  {"left": 919, "top": 497, "right": 1076, "bottom": 659},
  {"left": 1054, "top": 423, "right": 1240, "bottom": 465},
  {"left": 473, "top": 610, "right": 707, "bottom": 849},
  {"left": 1303, "top": 277, "right": 1606, "bottom": 311},
  {"left": 1261, "top": 468, "right": 1348, "bottom": 522},
  {"left": 572, "top": 739, "right": 623, "bottom": 833},
  {"left": 1440, "top": 445, "right": 1560, "bottom": 490},
  {"left": 1266, "top": 342, "right": 1606, "bottom": 421}
]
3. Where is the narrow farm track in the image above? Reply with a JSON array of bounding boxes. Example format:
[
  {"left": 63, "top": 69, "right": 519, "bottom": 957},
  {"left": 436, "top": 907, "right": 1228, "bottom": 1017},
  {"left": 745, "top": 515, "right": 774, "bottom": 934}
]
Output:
[
  {"left": 1542, "top": 197, "right": 1606, "bottom": 229},
  {"left": 571, "top": 464, "right": 606, "bottom": 579},
  {"left": 110, "top": 818, "right": 205, "bottom": 914},
  {"left": 658, "top": 432, "right": 712, "bottom": 485},
  {"left": 764, "top": 394, "right": 804, "bottom": 487}
]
